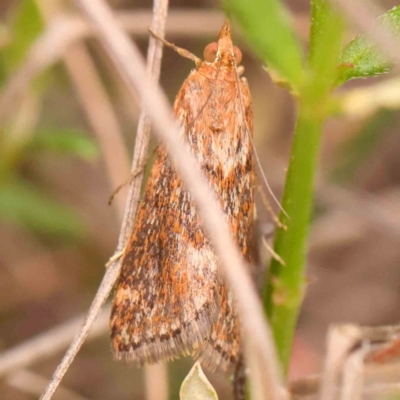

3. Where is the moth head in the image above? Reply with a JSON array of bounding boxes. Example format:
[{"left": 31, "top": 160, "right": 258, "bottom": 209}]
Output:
[{"left": 203, "top": 20, "right": 242, "bottom": 66}]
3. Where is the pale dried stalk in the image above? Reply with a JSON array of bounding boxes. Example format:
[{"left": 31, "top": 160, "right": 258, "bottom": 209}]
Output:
[
  {"left": 61, "top": 46, "right": 130, "bottom": 216},
  {"left": 36, "top": 0, "right": 130, "bottom": 214},
  {"left": 118, "top": 0, "right": 168, "bottom": 247},
  {"left": 319, "top": 325, "right": 362, "bottom": 400},
  {"left": 145, "top": 364, "right": 169, "bottom": 400},
  {"left": 0, "top": 306, "right": 110, "bottom": 378},
  {"left": 39, "top": 2, "right": 169, "bottom": 400},
  {"left": 340, "top": 77, "right": 400, "bottom": 118},
  {"left": 0, "top": 8, "right": 314, "bottom": 128},
  {"left": 0, "top": 9, "right": 222, "bottom": 123},
  {"left": 71, "top": 2, "right": 283, "bottom": 400},
  {"left": 122, "top": 2, "right": 170, "bottom": 399},
  {"left": 7, "top": 369, "right": 87, "bottom": 400},
  {"left": 340, "top": 350, "right": 365, "bottom": 400}
]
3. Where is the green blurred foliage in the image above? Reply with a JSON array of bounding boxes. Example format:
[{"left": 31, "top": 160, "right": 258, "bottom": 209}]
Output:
[
  {"left": 0, "top": 0, "right": 98, "bottom": 240},
  {"left": 0, "top": 178, "right": 86, "bottom": 240},
  {"left": 30, "top": 128, "right": 99, "bottom": 161},
  {"left": 2, "top": 0, "right": 43, "bottom": 72}
]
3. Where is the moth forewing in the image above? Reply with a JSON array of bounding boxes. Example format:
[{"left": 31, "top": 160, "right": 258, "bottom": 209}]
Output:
[{"left": 110, "top": 20, "right": 255, "bottom": 373}]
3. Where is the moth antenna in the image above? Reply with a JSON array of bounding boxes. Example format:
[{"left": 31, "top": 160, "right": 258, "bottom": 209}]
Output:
[
  {"left": 234, "top": 68, "right": 290, "bottom": 220},
  {"left": 149, "top": 29, "right": 202, "bottom": 68}
]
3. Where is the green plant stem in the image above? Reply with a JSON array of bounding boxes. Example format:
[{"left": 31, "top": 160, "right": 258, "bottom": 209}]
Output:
[{"left": 264, "top": 108, "right": 323, "bottom": 376}]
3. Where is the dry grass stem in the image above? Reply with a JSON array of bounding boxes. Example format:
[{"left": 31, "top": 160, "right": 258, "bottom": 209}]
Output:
[
  {"left": 39, "top": 2, "right": 169, "bottom": 399},
  {"left": 123, "top": 3, "right": 170, "bottom": 399},
  {"left": 0, "top": 10, "right": 220, "bottom": 123},
  {"left": 0, "top": 305, "right": 110, "bottom": 378},
  {"left": 340, "top": 77, "right": 400, "bottom": 118},
  {"left": 319, "top": 325, "right": 362, "bottom": 400},
  {"left": 61, "top": 45, "right": 130, "bottom": 217},
  {"left": 118, "top": 0, "right": 168, "bottom": 247},
  {"left": 340, "top": 350, "right": 365, "bottom": 400},
  {"left": 71, "top": 1, "right": 283, "bottom": 400},
  {"left": 0, "top": 8, "right": 312, "bottom": 128},
  {"left": 7, "top": 369, "right": 88, "bottom": 400},
  {"left": 145, "top": 364, "right": 169, "bottom": 400},
  {"left": 40, "top": 264, "right": 120, "bottom": 400}
]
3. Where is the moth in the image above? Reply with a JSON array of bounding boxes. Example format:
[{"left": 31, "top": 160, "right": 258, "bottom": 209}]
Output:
[{"left": 110, "top": 20, "right": 256, "bottom": 373}]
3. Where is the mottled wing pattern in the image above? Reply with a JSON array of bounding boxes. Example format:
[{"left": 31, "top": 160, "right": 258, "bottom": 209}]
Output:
[
  {"left": 110, "top": 20, "right": 256, "bottom": 372},
  {"left": 110, "top": 143, "right": 220, "bottom": 364},
  {"left": 191, "top": 73, "right": 255, "bottom": 372}
]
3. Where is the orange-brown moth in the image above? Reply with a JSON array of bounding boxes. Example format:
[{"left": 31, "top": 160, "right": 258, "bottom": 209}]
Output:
[{"left": 110, "top": 20, "right": 256, "bottom": 374}]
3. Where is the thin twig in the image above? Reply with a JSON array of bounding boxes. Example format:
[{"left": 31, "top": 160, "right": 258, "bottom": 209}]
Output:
[
  {"left": 145, "top": 364, "right": 169, "bottom": 400},
  {"left": 70, "top": 2, "right": 283, "bottom": 400},
  {"left": 39, "top": 2, "right": 169, "bottom": 400},
  {"left": 123, "top": 3, "right": 170, "bottom": 399},
  {"left": 0, "top": 306, "right": 110, "bottom": 377},
  {"left": 0, "top": 10, "right": 220, "bottom": 123},
  {"left": 340, "top": 349, "right": 365, "bottom": 400},
  {"left": 7, "top": 369, "right": 88, "bottom": 400},
  {"left": 61, "top": 45, "right": 130, "bottom": 216},
  {"left": 37, "top": 0, "right": 130, "bottom": 216},
  {"left": 118, "top": 0, "right": 168, "bottom": 246},
  {"left": 340, "top": 76, "right": 400, "bottom": 118},
  {"left": 0, "top": 9, "right": 311, "bottom": 125},
  {"left": 319, "top": 325, "right": 362, "bottom": 400}
]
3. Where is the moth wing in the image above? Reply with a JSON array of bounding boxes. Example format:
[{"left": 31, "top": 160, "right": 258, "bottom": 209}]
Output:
[
  {"left": 195, "top": 74, "right": 258, "bottom": 372},
  {"left": 110, "top": 148, "right": 219, "bottom": 366}
]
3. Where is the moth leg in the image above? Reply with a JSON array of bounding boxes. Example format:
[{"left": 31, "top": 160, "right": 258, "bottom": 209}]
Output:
[
  {"left": 108, "top": 150, "right": 155, "bottom": 205},
  {"left": 106, "top": 249, "right": 124, "bottom": 268},
  {"left": 149, "top": 29, "right": 202, "bottom": 68},
  {"left": 256, "top": 181, "right": 286, "bottom": 230}
]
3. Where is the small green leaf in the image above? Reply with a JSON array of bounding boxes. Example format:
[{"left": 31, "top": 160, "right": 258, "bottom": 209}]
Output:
[
  {"left": 1, "top": 0, "right": 50, "bottom": 95},
  {"left": 0, "top": 178, "right": 85, "bottom": 240},
  {"left": 224, "top": 0, "right": 304, "bottom": 88},
  {"left": 180, "top": 362, "right": 218, "bottom": 400},
  {"left": 29, "top": 128, "right": 99, "bottom": 161},
  {"left": 2, "top": 0, "right": 44, "bottom": 73},
  {"left": 336, "top": 5, "right": 400, "bottom": 86}
]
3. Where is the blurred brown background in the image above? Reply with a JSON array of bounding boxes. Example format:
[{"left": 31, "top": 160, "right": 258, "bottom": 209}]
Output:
[{"left": 1, "top": 0, "right": 400, "bottom": 399}]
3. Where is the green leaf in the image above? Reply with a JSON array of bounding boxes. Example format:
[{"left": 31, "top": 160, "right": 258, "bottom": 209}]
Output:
[
  {"left": 1, "top": 0, "right": 50, "bottom": 97},
  {"left": 0, "top": 178, "right": 85, "bottom": 240},
  {"left": 224, "top": 0, "right": 304, "bottom": 88},
  {"left": 180, "top": 362, "right": 218, "bottom": 400},
  {"left": 2, "top": 0, "right": 44, "bottom": 73},
  {"left": 336, "top": 5, "right": 400, "bottom": 86},
  {"left": 29, "top": 128, "right": 99, "bottom": 161}
]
